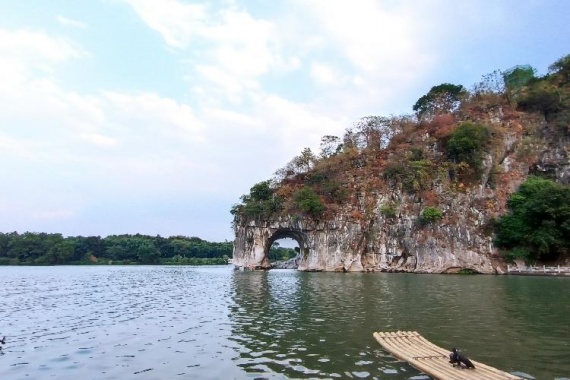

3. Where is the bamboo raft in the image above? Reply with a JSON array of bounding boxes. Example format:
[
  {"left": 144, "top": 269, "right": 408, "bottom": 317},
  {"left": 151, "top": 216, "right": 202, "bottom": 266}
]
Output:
[{"left": 373, "top": 331, "right": 522, "bottom": 380}]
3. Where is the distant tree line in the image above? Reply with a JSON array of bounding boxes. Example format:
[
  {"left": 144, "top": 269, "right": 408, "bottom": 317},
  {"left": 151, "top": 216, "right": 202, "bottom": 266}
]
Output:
[
  {"left": 0, "top": 232, "right": 297, "bottom": 266},
  {"left": 268, "top": 243, "right": 298, "bottom": 262},
  {"left": 0, "top": 233, "right": 233, "bottom": 265}
]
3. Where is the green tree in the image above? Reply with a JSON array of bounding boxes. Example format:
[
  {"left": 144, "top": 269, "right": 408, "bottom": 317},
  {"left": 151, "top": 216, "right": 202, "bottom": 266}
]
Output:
[
  {"left": 495, "top": 177, "right": 570, "bottom": 262},
  {"left": 45, "top": 240, "right": 76, "bottom": 264},
  {"left": 168, "top": 238, "right": 193, "bottom": 258},
  {"left": 503, "top": 65, "right": 536, "bottom": 102},
  {"left": 420, "top": 207, "right": 443, "bottom": 225},
  {"left": 249, "top": 180, "right": 273, "bottom": 201},
  {"left": 294, "top": 186, "right": 325, "bottom": 217},
  {"left": 447, "top": 122, "right": 490, "bottom": 169},
  {"left": 292, "top": 147, "right": 317, "bottom": 173},
  {"left": 517, "top": 80, "right": 565, "bottom": 121},
  {"left": 136, "top": 240, "right": 160, "bottom": 264},
  {"left": 232, "top": 181, "right": 283, "bottom": 219},
  {"left": 413, "top": 83, "right": 466, "bottom": 118},
  {"left": 548, "top": 54, "right": 570, "bottom": 84},
  {"left": 516, "top": 55, "right": 570, "bottom": 121},
  {"left": 71, "top": 236, "right": 104, "bottom": 262}
]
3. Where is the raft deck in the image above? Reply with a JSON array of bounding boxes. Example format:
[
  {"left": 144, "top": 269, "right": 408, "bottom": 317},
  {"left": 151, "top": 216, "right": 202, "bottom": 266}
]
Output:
[{"left": 373, "top": 331, "right": 522, "bottom": 380}]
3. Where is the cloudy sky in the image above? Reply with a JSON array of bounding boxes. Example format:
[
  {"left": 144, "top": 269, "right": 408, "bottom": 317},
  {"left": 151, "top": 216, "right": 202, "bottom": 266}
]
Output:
[{"left": 1, "top": 0, "right": 568, "bottom": 242}]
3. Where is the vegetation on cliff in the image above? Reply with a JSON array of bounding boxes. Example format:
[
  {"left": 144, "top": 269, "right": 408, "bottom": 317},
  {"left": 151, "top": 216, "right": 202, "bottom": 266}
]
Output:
[
  {"left": 232, "top": 54, "right": 570, "bottom": 264},
  {"left": 495, "top": 177, "right": 570, "bottom": 262}
]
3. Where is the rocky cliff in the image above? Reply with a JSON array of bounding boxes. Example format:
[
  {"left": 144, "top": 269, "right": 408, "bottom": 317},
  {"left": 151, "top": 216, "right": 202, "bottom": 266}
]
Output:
[{"left": 232, "top": 60, "right": 570, "bottom": 273}]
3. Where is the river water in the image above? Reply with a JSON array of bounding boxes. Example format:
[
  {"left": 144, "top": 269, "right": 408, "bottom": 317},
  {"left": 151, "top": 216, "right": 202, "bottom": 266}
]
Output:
[{"left": 0, "top": 266, "right": 568, "bottom": 380}]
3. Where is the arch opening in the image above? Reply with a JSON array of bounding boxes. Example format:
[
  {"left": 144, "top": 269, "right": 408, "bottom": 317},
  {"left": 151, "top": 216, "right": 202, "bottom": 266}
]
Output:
[{"left": 267, "top": 229, "right": 305, "bottom": 270}]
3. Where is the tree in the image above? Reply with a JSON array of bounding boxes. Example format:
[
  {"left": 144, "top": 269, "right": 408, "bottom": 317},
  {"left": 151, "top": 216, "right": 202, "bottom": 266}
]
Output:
[
  {"left": 503, "top": 65, "right": 536, "bottom": 91},
  {"left": 233, "top": 181, "right": 282, "bottom": 219},
  {"left": 352, "top": 116, "right": 394, "bottom": 151},
  {"left": 495, "top": 177, "right": 570, "bottom": 263},
  {"left": 517, "top": 81, "right": 564, "bottom": 121},
  {"left": 46, "top": 240, "right": 76, "bottom": 264},
  {"left": 503, "top": 65, "right": 536, "bottom": 103},
  {"left": 413, "top": 83, "right": 467, "bottom": 118},
  {"left": 273, "top": 148, "right": 317, "bottom": 183},
  {"left": 548, "top": 54, "right": 570, "bottom": 84},
  {"left": 71, "top": 236, "right": 104, "bottom": 261},
  {"left": 319, "top": 135, "right": 341, "bottom": 158},
  {"left": 472, "top": 70, "right": 506, "bottom": 95},
  {"left": 420, "top": 207, "right": 442, "bottom": 225},
  {"left": 249, "top": 181, "right": 273, "bottom": 201},
  {"left": 104, "top": 235, "right": 140, "bottom": 262},
  {"left": 447, "top": 122, "right": 490, "bottom": 169},
  {"left": 516, "top": 55, "right": 569, "bottom": 121},
  {"left": 294, "top": 186, "right": 325, "bottom": 217},
  {"left": 136, "top": 240, "right": 160, "bottom": 264},
  {"left": 168, "top": 238, "right": 193, "bottom": 257},
  {"left": 291, "top": 147, "right": 316, "bottom": 173}
]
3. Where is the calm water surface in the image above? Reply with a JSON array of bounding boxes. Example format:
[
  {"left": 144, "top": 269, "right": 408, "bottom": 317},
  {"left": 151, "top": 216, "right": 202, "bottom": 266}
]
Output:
[{"left": 0, "top": 266, "right": 569, "bottom": 380}]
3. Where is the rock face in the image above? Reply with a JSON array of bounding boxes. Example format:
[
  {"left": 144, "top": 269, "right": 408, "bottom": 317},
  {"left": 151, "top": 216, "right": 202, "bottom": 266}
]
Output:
[
  {"left": 232, "top": 113, "right": 570, "bottom": 273},
  {"left": 232, "top": 213, "right": 498, "bottom": 273}
]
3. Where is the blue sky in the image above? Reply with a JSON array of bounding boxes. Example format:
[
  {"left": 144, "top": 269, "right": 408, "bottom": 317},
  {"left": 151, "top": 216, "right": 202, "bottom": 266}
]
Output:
[{"left": 1, "top": 0, "right": 568, "bottom": 242}]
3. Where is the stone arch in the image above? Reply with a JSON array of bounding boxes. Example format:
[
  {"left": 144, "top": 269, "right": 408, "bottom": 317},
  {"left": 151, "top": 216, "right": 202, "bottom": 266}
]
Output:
[
  {"left": 232, "top": 216, "right": 366, "bottom": 271},
  {"left": 267, "top": 228, "right": 307, "bottom": 256},
  {"left": 266, "top": 229, "right": 307, "bottom": 269},
  {"left": 232, "top": 218, "right": 316, "bottom": 270}
]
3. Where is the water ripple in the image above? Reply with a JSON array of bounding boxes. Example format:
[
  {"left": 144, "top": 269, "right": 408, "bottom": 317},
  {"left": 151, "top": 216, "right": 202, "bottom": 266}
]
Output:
[{"left": 0, "top": 266, "right": 569, "bottom": 379}]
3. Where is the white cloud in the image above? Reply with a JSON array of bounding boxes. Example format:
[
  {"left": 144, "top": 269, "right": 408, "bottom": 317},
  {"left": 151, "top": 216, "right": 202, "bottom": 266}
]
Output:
[
  {"left": 0, "top": 27, "right": 214, "bottom": 207},
  {"left": 310, "top": 62, "right": 346, "bottom": 86},
  {"left": 123, "top": 0, "right": 289, "bottom": 102},
  {"left": 297, "top": 0, "right": 411, "bottom": 71},
  {"left": 102, "top": 91, "right": 206, "bottom": 141},
  {"left": 0, "top": 135, "right": 39, "bottom": 161},
  {"left": 122, "top": 0, "right": 437, "bottom": 115},
  {"left": 79, "top": 133, "right": 119, "bottom": 147},
  {"left": 123, "top": 0, "right": 209, "bottom": 48},
  {"left": 258, "top": 94, "right": 346, "bottom": 146},
  {"left": 56, "top": 15, "right": 87, "bottom": 29},
  {"left": 289, "top": 1, "right": 437, "bottom": 111},
  {"left": 0, "top": 29, "right": 86, "bottom": 66}
]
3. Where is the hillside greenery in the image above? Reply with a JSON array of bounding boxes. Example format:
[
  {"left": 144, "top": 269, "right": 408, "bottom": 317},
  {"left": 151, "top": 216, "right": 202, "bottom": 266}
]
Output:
[{"left": 495, "top": 177, "right": 570, "bottom": 263}]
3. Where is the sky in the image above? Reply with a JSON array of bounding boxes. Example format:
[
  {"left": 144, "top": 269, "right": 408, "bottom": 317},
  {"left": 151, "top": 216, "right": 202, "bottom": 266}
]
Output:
[{"left": 1, "top": 0, "right": 568, "bottom": 242}]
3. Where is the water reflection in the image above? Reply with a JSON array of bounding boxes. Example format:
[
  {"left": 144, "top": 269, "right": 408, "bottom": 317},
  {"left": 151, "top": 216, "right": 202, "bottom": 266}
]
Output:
[
  {"left": 229, "top": 271, "right": 424, "bottom": 379},
  {"left": 229, "top": 271, "right": 570, "bottom": 379}
]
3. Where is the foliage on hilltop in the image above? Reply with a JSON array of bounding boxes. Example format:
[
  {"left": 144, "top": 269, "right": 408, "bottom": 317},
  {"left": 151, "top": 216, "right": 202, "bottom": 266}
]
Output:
[{"left": 232, "top": 53, "right": 570, "bottom": 264}]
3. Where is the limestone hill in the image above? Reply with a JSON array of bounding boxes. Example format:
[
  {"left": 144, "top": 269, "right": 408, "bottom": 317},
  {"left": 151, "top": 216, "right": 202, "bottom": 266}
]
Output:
[{"left": 231, "top": 55, "right": 570, "bottom": 273}]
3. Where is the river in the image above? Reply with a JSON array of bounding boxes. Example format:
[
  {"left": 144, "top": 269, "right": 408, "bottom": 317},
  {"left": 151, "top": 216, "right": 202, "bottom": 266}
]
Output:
[{"left": 0, "top": 266, "right": 568, "bottom": 379}]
